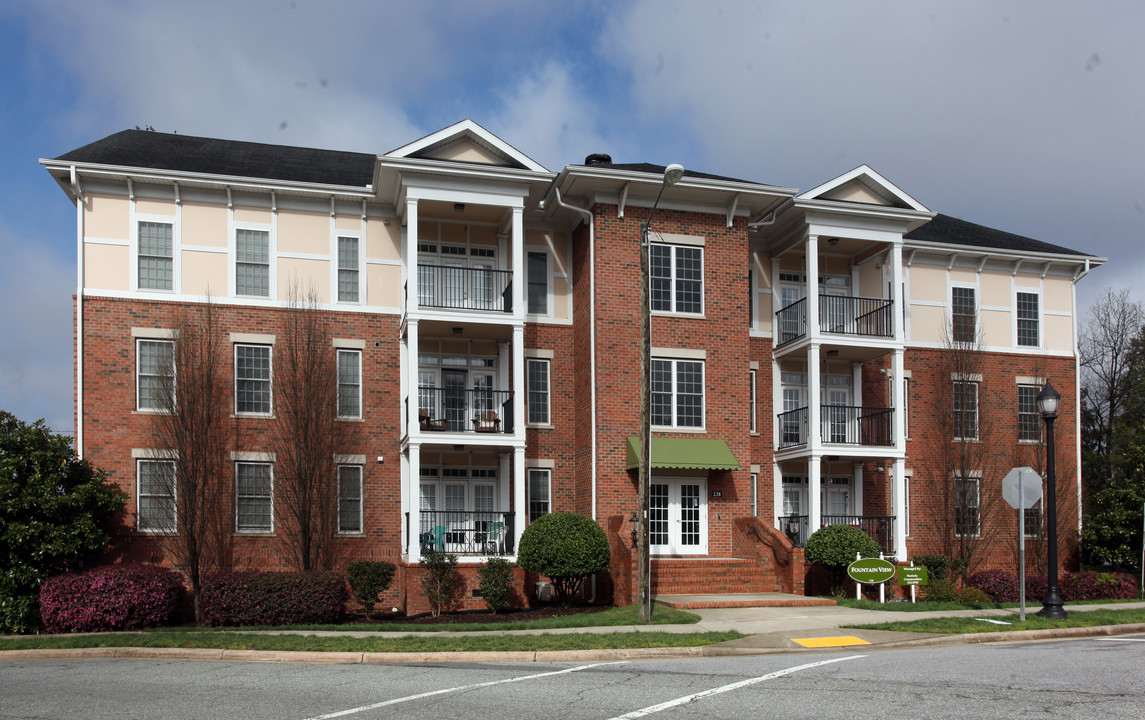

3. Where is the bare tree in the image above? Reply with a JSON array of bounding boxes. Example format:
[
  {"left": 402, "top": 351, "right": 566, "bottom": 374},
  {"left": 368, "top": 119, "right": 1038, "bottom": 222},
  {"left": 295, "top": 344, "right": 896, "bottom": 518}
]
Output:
[
  {"left": 150, "top": 299, "right": 232, "bottom": 623},
  {"left": 271, "top": 284, "right": 345, "bottom": 571}
]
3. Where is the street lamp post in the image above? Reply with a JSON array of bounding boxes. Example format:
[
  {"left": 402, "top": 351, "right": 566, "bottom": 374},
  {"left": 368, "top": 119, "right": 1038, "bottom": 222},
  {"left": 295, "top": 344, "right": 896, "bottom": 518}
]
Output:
[
  {"left": 1037, "top": 380, "right": 1067, "bottom": 620},
  {"left": 638, "top": 163, "right": 684, "bottom": 623}
]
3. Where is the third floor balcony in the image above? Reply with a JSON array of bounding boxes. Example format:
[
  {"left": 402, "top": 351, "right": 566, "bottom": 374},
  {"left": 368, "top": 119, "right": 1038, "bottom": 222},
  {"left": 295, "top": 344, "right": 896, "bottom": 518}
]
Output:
[
  {"left": 412, "top": 264, "right": 514, "bottom": 314},
  {"left": 776, "top": 295, "right": 894, "bottom": 346}
]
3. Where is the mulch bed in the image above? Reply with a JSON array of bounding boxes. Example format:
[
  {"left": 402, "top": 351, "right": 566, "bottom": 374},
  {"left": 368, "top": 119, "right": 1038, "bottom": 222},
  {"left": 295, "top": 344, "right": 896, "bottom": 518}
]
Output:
[{"left": 345, "top": 604, "right": 614, "bottom": 625}]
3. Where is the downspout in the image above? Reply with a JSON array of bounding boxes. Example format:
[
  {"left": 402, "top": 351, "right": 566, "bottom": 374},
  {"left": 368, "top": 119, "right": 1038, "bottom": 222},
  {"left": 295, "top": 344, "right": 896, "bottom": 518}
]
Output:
[
  {"left": 549, "top": 187, "right": 598, "bottom": 521},
  {"left": 71, "top": 166, "right": 85, "bottom": 457},
  {"left": 1073, "top": 259, "right": 1091, "bottom": 536},
  {"left": 748, "top": 197, "right": 795, "bottom": 230}
]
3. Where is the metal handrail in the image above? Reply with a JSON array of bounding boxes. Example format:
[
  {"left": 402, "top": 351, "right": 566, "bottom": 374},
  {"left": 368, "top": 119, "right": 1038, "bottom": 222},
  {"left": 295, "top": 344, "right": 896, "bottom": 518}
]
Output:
[
  {"left": 416, "top": 510, "right": 515, "bottom": 555},
  {"left": 416, "top": 264, "right": 512, "bottom": 312}
]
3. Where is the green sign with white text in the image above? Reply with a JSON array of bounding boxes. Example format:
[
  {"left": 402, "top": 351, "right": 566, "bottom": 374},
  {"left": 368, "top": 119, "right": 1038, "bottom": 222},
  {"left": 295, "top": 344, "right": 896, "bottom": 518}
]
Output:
[
  {"left": 847, "top": 557, "right": 896, "bottom": 584},
  {"left": 897, "top": 566, "right": 928, "bottom": 586}
]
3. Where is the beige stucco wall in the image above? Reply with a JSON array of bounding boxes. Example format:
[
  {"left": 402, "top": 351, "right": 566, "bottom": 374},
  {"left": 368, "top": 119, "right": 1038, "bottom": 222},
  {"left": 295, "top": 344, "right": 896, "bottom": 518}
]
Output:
[
  {"left": 135, "top": 198, "right": 175, "bottom": 217},
  {"left": 366, "top": 218, "right": 400, "bottom": 261},
  {"left": 278, "top": 209, "right": 328, "bottom": 255},
  {"left": 554, "top": 277, "right": 569, "bottom": 319},
  {"left": 911, "top": 305, "right": 947, "bottom": 344},
  {"left": 981, "top": 273, "right": 1010, "bottom": 307},
  {"left": 1046, "top": 315, "right": 1074, "bottom": 352},
  {"left": 279, "top": 258, "right": 329, "bottom": 301},
  {"left": 981, "top": 309, "right": 1009, "bottom": 346},
  {"left": 427, "top": 141, "right": 502, "bottom": 165},
  {"left": 182, "top": 201, "right": 227, "bottom": 248},
  {"left": 857, "top": 261, "right": 883, "bottom": 298},
  {"left": 85, "top": 244, "right": 129, "bottom": 290},
  {"left": 84, "top": 194, "right": 129, "bottom": 240},
  {"left": 908, "top": 265, "right": 946, "bottom": 303},
  {"left": 368, "top": 264, "right": 401, "bottom": 307},
  {"left": 181, "top": 251, "right": 227, "bottom": 296},
  {"left": 949, "top": 268, "right": 976, "bottom": 285},
  {"left": 335, "top": 213, "right": 360, "bottom": 231},
  {"left": 824, "top": 183, "right": 885, "bottom": 205},
  {"left": 1044, "top": 276, "right": 1073, "bottom": 313},
  {"left": 234, "top": 206, "right": 271, "bottom": 225}
]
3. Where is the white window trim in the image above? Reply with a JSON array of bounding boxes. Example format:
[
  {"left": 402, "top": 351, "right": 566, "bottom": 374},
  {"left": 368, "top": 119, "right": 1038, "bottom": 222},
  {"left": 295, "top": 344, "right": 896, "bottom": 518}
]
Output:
[
  {"left": 527, "top": 467, "right": 552, "bottom": 523},
  {"left": 333, "top": 231, "right": 364, "bottom": 305},
  {"left": 230, "top": 220, "right": 275, "bottom": 299},
  {"left": 525, "top": 247, "right": 552, "bottom": 319},
  {"left": 132, "top": 215, "right": 180, "bottom": 294},
  {"left": 136, "top": 457, "right": 177, "bottom": 534},
  {"left": 336, "top": 348, "right": 363, "bottom": 420},
  {"left": 1014, "top": 288, "right": 1042, "bottom": 349},
  {"left": 652, "top": 357, "right": 706, "bottom": 431},
  {"left": 950, "top": 283, "right": 978, "bottom": 343},
  {"left": 526, "top": 357, "right": 551, "bottom": 427},
  {"left": 952, "top": 379, "right": 979, "bottom": 442},
  {"left": 235, "top": 461, "right": 274, "bottom": 533},
  {"left": 650, "top": 241, "right": 705, "bottom": 317},
  {"left": 337, "top": 464, "right": 364, "bottom": 535},
  {"left": 749, "top": 369, "right": 758, "bottom": 434},
  {"left": 135, "top": 337, "right": 174, "bottom": 413},
  {"left": 234, "top": 343, "right": 273, "bottom": 417},
  {"left": 954, "top": 473, "right": 981, "bottom": 538},
  {"left": 1017, "top": 382, "right": 1042, "bottom": 443}
]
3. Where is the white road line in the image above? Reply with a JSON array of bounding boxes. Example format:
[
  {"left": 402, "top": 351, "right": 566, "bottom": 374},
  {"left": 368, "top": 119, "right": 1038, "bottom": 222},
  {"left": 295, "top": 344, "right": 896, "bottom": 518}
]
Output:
[
  {"left": 607, "top": 655, "right": 866, "bottom": 720},
  {"left": 1101, "top": 637, "right": 1145, "bottom": 642},
  {"left": 300, "top": 662, "right": 626, "bottom": 720}
]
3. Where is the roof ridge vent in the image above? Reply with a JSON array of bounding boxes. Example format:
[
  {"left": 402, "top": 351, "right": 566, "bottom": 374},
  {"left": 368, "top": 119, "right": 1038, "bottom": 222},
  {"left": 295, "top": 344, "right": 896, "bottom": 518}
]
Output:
[{"left": 584, "top": 153, "right": 612, "bottom": 166}]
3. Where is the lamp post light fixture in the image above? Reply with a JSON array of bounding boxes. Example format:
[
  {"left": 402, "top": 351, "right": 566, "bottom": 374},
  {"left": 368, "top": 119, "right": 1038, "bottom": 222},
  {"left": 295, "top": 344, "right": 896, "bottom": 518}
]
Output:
[
  {"left": 1037, "top": 380, "right": 1067, "bottom": 620},
  {"left": 638, "top": 163, "right": 684, "bottom": 623}
]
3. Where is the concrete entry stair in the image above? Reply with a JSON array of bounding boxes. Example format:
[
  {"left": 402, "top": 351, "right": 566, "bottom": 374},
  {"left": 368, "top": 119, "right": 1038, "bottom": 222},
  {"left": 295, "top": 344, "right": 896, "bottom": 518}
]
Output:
[{"left": 655, "top": 592, "right": 837, "bottom": 609}]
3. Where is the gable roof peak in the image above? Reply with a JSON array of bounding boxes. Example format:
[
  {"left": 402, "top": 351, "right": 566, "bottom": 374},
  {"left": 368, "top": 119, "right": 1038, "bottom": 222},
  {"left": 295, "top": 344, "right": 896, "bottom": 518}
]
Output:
[
  {"left": 800, "top": 164, "right": 928, "bottom": 212},
  {"left": 384, "top": 119, "right": 548, "bottom": 173}
]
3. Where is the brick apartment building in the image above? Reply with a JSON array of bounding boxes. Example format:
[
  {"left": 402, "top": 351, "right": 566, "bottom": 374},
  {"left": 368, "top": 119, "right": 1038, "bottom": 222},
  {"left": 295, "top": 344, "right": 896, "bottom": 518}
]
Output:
[{"left": 42, "top": 120, "right": 1102, "bottom": 610}]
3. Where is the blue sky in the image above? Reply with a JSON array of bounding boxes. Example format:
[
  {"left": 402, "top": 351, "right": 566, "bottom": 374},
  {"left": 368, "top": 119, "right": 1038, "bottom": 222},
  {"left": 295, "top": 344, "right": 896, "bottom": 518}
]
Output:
[{"left": 2, "top": 1, "right": 1143, "bottom": 434}]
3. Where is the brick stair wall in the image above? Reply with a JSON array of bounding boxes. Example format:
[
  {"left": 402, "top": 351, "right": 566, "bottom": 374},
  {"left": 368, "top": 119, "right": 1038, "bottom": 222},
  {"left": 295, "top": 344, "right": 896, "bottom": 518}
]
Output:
[{"left": 650, "top": 557, "right": 785, "bottom": 595}]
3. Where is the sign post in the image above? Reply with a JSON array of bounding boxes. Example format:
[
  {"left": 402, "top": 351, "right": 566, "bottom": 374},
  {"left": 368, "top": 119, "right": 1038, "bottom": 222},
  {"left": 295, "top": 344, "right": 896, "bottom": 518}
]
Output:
[
  {"left": 1003, "top": 466, "right": 1043, "bottom": 621},
  {"left": 896, "top": 565, "right": 928, "bottom": 603},
  {"left": 847, "top": 554, "right": 897, "bottom": 603}
]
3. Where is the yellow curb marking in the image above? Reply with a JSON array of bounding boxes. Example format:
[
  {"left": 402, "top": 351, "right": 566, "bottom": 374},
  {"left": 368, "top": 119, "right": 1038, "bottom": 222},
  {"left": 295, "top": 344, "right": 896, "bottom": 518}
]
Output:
[{"left": 792, "top": 636, "right": 871, "bottom": 648}]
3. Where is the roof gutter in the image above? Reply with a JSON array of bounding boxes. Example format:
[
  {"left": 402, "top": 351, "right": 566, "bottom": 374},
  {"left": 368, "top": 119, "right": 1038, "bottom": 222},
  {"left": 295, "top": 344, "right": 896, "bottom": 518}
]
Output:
[
  {"left": 749, "top": 197, "right": 795, "bottom": 229},
  {"left": 71, "top": 165, "right": 84, "bottom": 456}
]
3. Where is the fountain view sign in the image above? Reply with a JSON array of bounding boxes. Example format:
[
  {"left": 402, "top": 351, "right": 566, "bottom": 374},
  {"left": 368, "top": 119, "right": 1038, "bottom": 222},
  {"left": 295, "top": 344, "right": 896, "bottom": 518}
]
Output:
[{"left": 846, "top": 557, "right": 896, "bottom": 584}]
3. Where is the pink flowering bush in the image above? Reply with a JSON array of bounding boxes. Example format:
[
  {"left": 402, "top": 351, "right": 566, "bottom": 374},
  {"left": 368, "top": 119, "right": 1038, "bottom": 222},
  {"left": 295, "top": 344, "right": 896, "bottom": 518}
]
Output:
[
  {"left": 1061, "top": 571, "right": 1137, "bottom": 600},
  {"left": 967, "top": 569, "right": 1020, "bottom": 602},
  {"left": 39, "top": 564, "right": 188, "bottom": 633},
  {"left": 199, "top": 570, "right": 347, "bottom": 627}
]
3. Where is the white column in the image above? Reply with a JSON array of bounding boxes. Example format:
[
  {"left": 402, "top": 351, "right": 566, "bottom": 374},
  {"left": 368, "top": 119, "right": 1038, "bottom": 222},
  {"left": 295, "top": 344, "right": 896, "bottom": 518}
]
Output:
[
  {"left": 808, "top": 344, "right": 821, "bottom": 452},
  {"left": 891, "top": 241, "right": 904, "bottom": 343},
  {"left": 809, "top": 455, "right": 822, "bottom": 534},
  {"left": 400, "top": 449, "right": 410, "bottom": 558},
  {"left": 893, "top": 349, "right": 906, "bottom": 449},
  {"left": 853, "top": 462, "right": 864, "bottom": 516},
  {"left": 773, "top": 460, "right": 783, "bottom": 526},
  {"left": 407, "top": 445, "right": 422, "bottom": 564},
  {"left": 806, "top": 235, "right": 820, "bottom": 339},
  {"left": 406, "top": 197, "right": 419, "bottom": 313},
  {"left": 512, "top": 324, "right": 525, "bottom": 440},
  {"left": 408, "top": 320, "right": 420, "bottom": 440},
  {"left": 511, "top": 206, "right": 524, "bottom": 318},
  {"left": 892, "top": 456, "right": 907, "bottom": 561},
  {"left": 499, "top": 452, "right": 511, "bottom": 513},
  {"left": 513, "top": 446, "right": 527, "bottom": 552}
]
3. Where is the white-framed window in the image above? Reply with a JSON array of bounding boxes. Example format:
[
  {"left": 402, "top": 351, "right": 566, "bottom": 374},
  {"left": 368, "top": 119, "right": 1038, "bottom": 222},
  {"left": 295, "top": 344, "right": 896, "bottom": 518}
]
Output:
[
  {"left": 527, "top": 251, "right": 549, "bottom": 315},
  {"left": 902, "top": 376, "right": 911, "bottom": 439},
  {"left": 953, "top": 380, "right": 978, "bottom": 440},
  {"left": 235, "top": 228, "right": 270, "bottom": 297},
  {"left": 337, "top": 349, "right": 362, "bottom": 419},
  {"left": 904, "top": 472, "right": 911, "bottom": 537},
  {"left": 1018, "top": 383, "right": 1041, "bottom": 442},
  {"left": 652, "top": 358, "right": 704, "bottom": 428},
  {"left": 749, "top": 369, "right": 757, "bottom": 433},
  {"left": 138, "top": 221, "right": 174, "bottom": 291},
  {"left": 528, "top": 468, "right": 551, "bottom": 522},
  {"left": 955, "top": 475, "right": 980, "bottom": 537},
  {"left": 235, "top": 344, "right": 272, "bottom": 415},
  {"left": 137, "top": 339, "right": 174, "bottom": 412},
  {"left": 651, "top": 243, "right": 703, "bottom": 314},
  {"left": 1016, "top": 291, "right": 1040, "bottom": 347},
  {"left": 750, "top": 472, "right": 758, "bottom": 516},
  {"left": 137, "top": 459, "right": 176, "bottom": 533},
  {"left": 951, "top": 286, "right": 976, "bottom": 343},
  {"left": 236, "top": 461, "right": 273, "bottom": 532},
  {"left": 337, "top": 236, "right": 360, "bottom": 303},
  {"left": 1024, "top": 498, "right": 1043, "bottom": 537},
  {"left": 337, "top": 464, "right": 363, "bottom": 534},
  {"left": 527, "top": 358, "right": 550, "bottom": 425}
]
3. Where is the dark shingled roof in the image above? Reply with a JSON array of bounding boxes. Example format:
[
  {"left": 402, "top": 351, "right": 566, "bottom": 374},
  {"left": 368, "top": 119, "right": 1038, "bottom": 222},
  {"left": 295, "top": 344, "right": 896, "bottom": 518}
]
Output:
[
  {"left": 579, "top": 161, "right": 760, "bottom": 186},
  {"left": 906, "top": 213, "right": 1091, "bottom": 257},
  {"left": 55, "top": 130, "right": 377, "bottom": 188}
]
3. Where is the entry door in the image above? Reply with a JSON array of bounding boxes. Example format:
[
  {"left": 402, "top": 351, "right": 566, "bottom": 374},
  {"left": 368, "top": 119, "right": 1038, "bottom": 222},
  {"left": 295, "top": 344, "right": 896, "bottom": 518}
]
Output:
[
  {"left": 823, "top": 387, "right": 850, "bottom": 443},
  {"left": 821, "top": 284, "right": 848, "bottom": 333},
  {"left": 782, "top": 387, "right": 805, "bottom": 445},
  {"left": 442, "top": 369, "right": 467, "bottom": 431},
  {"left": 471, "top": 372, "right": 495, "bottom": 423},
  {"left": 821, "top": 482, "right": 851, "bottom": 522},
  {"left": 650, "top": 478, "right": 708, "bottom": 555}
]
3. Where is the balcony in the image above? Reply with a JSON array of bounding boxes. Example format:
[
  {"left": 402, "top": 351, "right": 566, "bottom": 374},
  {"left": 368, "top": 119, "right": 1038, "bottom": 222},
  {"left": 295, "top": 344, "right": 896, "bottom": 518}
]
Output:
[
  {"left": 776, "top": 406, "right": 894, "bottom": 450},
  {"left": 415, "top": 264, "right": 513, "bottom": 313},
  {"left": 417, "top": 387, "right": 514, "bottom": 434},
  {"left": 408, "top": 510, "right": 515, "bottom": 556},
  {"left": 776, "top": 295, "right": 894, "bottom": 346},
  {"left": 778, "top": 514, "right": 895, "bottom": 554}
]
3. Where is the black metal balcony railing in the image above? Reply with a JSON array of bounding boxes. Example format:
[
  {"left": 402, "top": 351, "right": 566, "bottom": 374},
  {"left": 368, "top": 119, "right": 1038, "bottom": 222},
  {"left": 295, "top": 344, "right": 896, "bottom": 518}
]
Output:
[
  {"left": 778, "top": 514, "right": 896, "bottom": 554},
  {"left": 418, "top": 387, "right": 514, "bottom": 434},
  {"left": 775, "top": 295, "right": 894, "bottom": 346},
  {"left": 416, "top": 264, "right": 513, "bottom": 313},
  {"left": 407, "top": 510, "right": 515, "bottom": 556},
  {"left": 776, "top": 406, "right": 894, "bottom": 449}
]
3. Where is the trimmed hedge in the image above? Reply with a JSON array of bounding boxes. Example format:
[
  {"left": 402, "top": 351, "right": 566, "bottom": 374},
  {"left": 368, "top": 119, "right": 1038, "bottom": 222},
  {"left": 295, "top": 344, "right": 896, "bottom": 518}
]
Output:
[
  {"left": 346, "top": 561, "right": 396, "bottom": 618},
  {"left": 200, "top": 570, "right": 347, "bottom": 627},
  {"left": 517, "top": 512, "right": 609, "bottom": 603},
  {"left": 39, "top": 564, "right": 188, "bottom": 633},
  {"left": 804, "top": 525, "right": 881, "bottom": 568},
  {"left": 967, "top": 569, "right": 1020, "bottom": 602},
  {"left": 968, "top": 569, "right": 1138, "bottom": 603}
]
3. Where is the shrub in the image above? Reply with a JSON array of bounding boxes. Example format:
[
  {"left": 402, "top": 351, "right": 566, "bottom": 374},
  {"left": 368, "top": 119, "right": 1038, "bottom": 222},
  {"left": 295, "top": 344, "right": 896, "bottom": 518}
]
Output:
[
  {"left": 1061, "top": 571, "right": 1138, "bottom": 601},
  {"left": 516, "top": 513, "right": 610, "bottom": 604},
  {"left": 477, "top": 558, "right": 516, "bottom": 614},
  {"left": 419, "top": 552, "right": 462, "bottom": 617},
  {"left": 346, "top": 561, "right": 396, "bottom": 619},
  {"left": 1026, "top": 576, "right": 1048, "bottom": 602},
  {"left": 200, "top": 570, "right": 347, "bottom": 627},
  {"left": 967, "top": 569, "right": 1020, "bottom": 603},
  {"left": 39, "top": 564, "right": 188, "bottom": 633},
  {"left": 804, "top": 525, "right": 881, "bottom": 569},
  {"left": 926, "top": 578, "right": 957, "bottom": 602},
  {"left": 912, "top": 554, "right": 951, "bottom": 582},
  {"left": 955, "top": 586, "right": 991, "bottom": 605}
]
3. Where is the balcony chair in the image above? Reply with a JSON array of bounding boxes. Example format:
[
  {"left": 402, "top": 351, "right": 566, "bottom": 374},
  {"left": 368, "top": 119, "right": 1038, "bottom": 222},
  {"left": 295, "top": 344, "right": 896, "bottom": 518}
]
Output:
[
  {"left": 472, "top": 410, "right": 501, "bottom": 433},
  {"left": 419, "top": 408, "right": 448, "bottom": 432},
  {"left": 419, "top": 525, "right": 447, "bottom": 553},
  {"left": 477, "top": 521, "right": 504, "bottom": 554}
]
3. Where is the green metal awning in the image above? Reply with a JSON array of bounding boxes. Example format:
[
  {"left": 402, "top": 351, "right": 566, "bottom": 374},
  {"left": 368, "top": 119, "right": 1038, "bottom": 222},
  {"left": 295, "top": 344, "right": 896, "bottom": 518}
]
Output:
[{"left": 625, "top": 437, "right": 742, "bottom": 471}]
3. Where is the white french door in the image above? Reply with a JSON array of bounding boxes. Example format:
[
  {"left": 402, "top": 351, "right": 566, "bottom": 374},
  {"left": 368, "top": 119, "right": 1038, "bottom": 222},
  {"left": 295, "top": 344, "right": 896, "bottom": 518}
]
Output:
[{"left": 649, "top": 478, "right": 708, "bottom": 555}]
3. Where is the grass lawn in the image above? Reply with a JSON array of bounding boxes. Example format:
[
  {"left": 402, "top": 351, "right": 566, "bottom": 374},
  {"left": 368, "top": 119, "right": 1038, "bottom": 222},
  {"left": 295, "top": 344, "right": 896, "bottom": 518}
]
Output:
[
  {"left": 830, "top": 597, "right": 1144, "bottom": 613},
  {"left": 844, "top": 607, "right": 1145, "bottom": 634}
]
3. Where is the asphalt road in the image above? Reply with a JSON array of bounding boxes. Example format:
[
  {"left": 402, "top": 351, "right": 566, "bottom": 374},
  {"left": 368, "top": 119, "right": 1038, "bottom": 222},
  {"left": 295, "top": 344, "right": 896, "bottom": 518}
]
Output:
[{"left": 3, "top": 635, "right": 1144, "bottom": 719}]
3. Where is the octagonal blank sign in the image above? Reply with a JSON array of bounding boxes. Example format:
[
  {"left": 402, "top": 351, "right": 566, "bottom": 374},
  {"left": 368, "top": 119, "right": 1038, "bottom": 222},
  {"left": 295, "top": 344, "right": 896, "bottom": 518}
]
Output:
[{"left": 1002, "top": 466, "right": 1043, "bottom": 510}]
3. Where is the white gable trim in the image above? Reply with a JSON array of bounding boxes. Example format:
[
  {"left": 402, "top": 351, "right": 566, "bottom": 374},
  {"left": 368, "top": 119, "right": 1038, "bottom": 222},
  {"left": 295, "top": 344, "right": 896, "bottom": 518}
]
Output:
[
  {"left": 385, "top": 119, "right": 548, "bottom": 173},
  {"left": 800, "top": 164, "right": 929, "bottom": 212}
]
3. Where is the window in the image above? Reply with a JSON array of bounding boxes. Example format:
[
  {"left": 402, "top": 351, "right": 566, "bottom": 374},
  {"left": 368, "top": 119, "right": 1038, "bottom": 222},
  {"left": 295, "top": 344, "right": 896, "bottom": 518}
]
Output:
[
  {"left": 137, "top": 459, "right": 175, "bottom": 532},
  {"left": 955, "top": 476, "right": 979, "bottom": 536},
  {"left": 337, "top": 349, "right": 362, "bottom": 419},
  {"left": 750, "top": 472, "right": 758, "bottom": 516},
  {"left": 137, "top": 339, "right": 174, "bottom": 411},
  {"left": 1018, "top": 384, "right": 1041, "bottom": 441},
  {"left": 527, "top": 251, "right": 548, "bottom": 314},
  {"left": 236, "top": 228, "right": 270, "bottom": 297},
  {"left": 952, "top": 287, "right": 976, "bottom": 343},
  {"left": 904, "top": 474, "right": 911, "bottom": 537},
  {"left": 651, "top": 244, "right": 703, "bottom": 314},
  {"left": 337, "top": 236, "right": 360, "bottom": 302},
  {"left": 1017, "top": 292, "right": 1039, "bottom": 347},
  {"left": 749, "top": 369, "right": 757, "bottom": 433},
  {"left": 236, "top": 462, "right": 273, "bottom": 532},
  {"left": 527, "top": 358, "right": 550, "bottom": 425},
  {"left": 528, "top": 468, "right": 551, "bottom": 522},
  {"left": 337, "top": 465, "right": 363, "bottom": 534},
  {"left": 902, "top": 377, "right": 910, "bottom": 438},
  {"left": 1024, "top": 498, "right": 1043, "bottom": 537},
  {"left": 138, "top": 221, "right": 173, "bottom": 290},
  {"left": 953, "top": 381, "right": 978, "bottom": 440},
  {"left": 652, "top": 358, "right": 704, "bottom": 428},
  {"left": 235, "top": 344, "right": 272, "bottom": 415}
]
